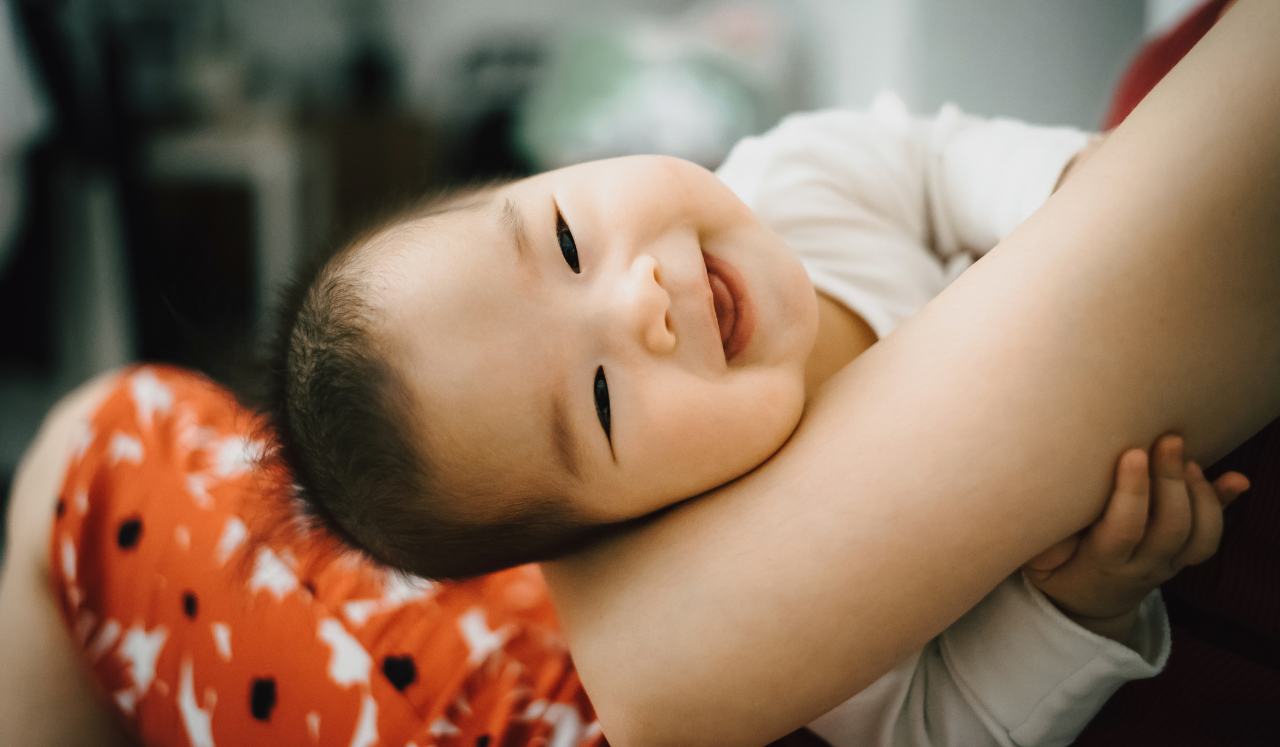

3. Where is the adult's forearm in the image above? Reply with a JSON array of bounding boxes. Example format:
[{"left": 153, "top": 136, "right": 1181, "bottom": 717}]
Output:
[{"left": 545, "top": 2, "right": 1280, "bottom": 745}]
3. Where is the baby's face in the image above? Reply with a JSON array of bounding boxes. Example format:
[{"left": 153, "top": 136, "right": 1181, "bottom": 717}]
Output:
[{"left": 378, "top": 156, "right": 818, "bottom": 523}]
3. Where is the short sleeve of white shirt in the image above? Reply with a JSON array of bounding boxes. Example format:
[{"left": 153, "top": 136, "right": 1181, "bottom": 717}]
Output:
[{"left": 716, "top": 92, "right": 1089, "bottom": 340}]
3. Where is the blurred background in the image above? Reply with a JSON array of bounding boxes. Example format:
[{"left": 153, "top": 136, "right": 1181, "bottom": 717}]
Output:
[{"left": 0, "top": 0, "right": 1204, "bottom": 531}]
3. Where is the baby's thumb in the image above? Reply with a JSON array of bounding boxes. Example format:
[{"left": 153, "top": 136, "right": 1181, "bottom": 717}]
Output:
[
  {"left": 1024, "top": 534, "right": 1081, "bottom": 574},
  {"left": 1212, "top": 471, "right": 1250, "bottom": 506}
]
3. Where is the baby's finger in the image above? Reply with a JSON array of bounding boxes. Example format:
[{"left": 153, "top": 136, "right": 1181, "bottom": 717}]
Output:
[
  {"left": 1177, "top": 462, "right": 1224, "bottom": 566},
  {"left": 1212, "top": 471, "right": 1250, "bottom": 506},
  {"left": 1089, "top": 448, "right": 1149, "bottom": 562},
  {"left": 1025, "top": 534, "right": 1081, "bottom": 573},
  {"left": 1139, "top": 435, "right": 1194, "bottom": 559}
]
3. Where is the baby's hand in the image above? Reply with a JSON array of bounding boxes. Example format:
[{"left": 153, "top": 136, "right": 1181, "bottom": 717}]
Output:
[{"left": 1023, "top": 434, "right": 1249, "bottom": 642}]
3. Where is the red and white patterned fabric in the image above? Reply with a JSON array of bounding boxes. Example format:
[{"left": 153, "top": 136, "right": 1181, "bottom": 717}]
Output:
[{"left": 50, "top": 365, "right": 605, "bottom": 747}]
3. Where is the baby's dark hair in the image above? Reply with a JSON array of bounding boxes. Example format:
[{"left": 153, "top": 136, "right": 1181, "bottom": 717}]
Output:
[{"left": 268, "top": 188, "right": 615, "bottom": 580}]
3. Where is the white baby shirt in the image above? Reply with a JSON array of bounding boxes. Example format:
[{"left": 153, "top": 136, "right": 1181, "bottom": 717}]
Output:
[
  {"left": 716, "top": 95, "right": 1170, "bottom": 747},
  {"left": 718, "top": 92, "right": 1089, "bottom": 340}
]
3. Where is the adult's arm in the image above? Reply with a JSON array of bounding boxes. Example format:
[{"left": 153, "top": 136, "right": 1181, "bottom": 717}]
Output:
[
  {"left": 713, "top": 93, "right": 1159, "bottom": 747},
  {"left": 543, "top": 2, "right": 1280, "bottom": 745},
  {"left": 0, "top": 372, "right": 134, "bottom": 747}
]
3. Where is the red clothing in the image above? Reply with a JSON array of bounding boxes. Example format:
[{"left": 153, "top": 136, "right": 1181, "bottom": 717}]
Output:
[
  {"left": 50, "top": 366, "right": 605, "bottom": 747},
  {"left": 1101, "top": 0, "right": 1233, "bottom": 130}
]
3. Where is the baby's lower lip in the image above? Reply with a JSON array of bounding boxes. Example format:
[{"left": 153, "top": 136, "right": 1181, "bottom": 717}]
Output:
[{"left": 703, "top": 253, "right": 755, "bottom": 363}]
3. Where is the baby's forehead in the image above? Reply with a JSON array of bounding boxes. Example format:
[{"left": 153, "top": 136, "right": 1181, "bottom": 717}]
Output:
[
  {"left": 358, "top": 207, "right": 488, "bottom": 295},
  {"left": 372, "top": 204, "right": 482, "bottom": 257},
  {"left": 361, "top": 201, "right": 524, "bottom": 370}
]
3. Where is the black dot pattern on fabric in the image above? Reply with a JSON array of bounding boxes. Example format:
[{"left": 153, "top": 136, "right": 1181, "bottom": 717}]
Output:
[
  {"left": 250, "top": 677, "right": 276, "bottom": 721},
  {"left": 182, "top": 592, "right": 198, "bottom": 619},
  {"left": 382, "top": 655, "right": 416, "bottom": 692},
  {"left": 476, "top": 736, "right": 491, "bottom": 747},
  {"left": 56, "top": 499, "right": 66, "bottom": 518},
  {"left": 117, "top": 517, "right": 143, "bottom": 549}
]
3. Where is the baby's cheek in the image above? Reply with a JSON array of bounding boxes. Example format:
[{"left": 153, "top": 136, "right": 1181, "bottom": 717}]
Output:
[
  {"left": 680, "top": 384, "right": 803, "bottom": 482},
  {"left": 731, "top": 372, "right": 807, "bottom": 442}
]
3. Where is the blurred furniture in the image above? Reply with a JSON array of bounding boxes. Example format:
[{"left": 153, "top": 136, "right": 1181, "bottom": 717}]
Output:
[
  {"left": 0, "top": 0, "right": 46, "bottom": 274},
  {"left": 319, "top": 112, "right": 435, "bottom": 240},
  {"left": 146, "top": 122, "right": 303, "bottom": 348}
]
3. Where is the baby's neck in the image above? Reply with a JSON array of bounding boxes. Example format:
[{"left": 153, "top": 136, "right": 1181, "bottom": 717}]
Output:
[{"left": 804, "top": 292, "right": 878, "bottom": 399}]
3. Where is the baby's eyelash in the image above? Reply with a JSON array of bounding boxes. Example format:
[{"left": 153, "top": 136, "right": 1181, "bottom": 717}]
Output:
[{"left": 557, "top": 212, "right": 581, "bottom": 274}]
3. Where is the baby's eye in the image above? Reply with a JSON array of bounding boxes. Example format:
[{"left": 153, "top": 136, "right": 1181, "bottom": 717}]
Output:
[
  {"left": 593, "top": 366, "right": 611, "bottom": 442},
  {"left": 557, "top": 212, "right": 580, "bottom": 274}
]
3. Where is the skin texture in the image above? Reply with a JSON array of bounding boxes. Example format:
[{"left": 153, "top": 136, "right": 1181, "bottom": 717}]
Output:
[
  {"left": 375, "top": 156, "right": 818, "bottom": 524},
  {"left": 0, "top": 372, "right": 136, "bottom": 747},
  {"left": 542, "top": 2, "right": 1280, "bottom": 745}
]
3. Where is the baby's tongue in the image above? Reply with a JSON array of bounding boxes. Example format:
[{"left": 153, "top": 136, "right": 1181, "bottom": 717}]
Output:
[{"left": 708, "top": 271, "right": 736, "bottom": 346}]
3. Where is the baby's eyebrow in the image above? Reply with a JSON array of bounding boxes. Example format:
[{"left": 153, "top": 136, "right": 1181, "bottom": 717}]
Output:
[
  {"left": 550, "top": 388, "right": 583, "bottom": 481},
  {"left": 501, "top": 198, "right": 530, "bottom": 262}
]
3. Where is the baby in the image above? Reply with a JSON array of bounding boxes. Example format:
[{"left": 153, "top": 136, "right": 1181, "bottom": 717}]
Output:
[{"left": 274, "top": 99, "right": 1247, "bottom": 742}]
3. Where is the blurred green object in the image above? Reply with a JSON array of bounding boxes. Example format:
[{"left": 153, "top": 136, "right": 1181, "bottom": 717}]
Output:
[{"left": 517, "top": 3, "right": 795, "bottom": 172}]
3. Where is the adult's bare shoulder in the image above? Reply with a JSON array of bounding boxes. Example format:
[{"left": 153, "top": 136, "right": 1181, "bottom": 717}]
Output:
[
  {"left": 5, "top": 370, "right": 121, "bottom": 566},
  {"left": 0, "top": 369, "right": 138, "bottom": 747}
]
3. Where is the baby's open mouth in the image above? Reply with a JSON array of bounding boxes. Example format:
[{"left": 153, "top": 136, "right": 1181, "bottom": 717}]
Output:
[
  {"left": 709, "top": 270, "right": 737, "bottom": 348},
  {"left": 703, "top": 253, "right": 754, "bottom": 362}
]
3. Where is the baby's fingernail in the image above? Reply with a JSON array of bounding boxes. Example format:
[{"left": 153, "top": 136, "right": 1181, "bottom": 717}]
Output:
[{"left": 1186, "top": 462, "right": 1203, "bottom": 479}]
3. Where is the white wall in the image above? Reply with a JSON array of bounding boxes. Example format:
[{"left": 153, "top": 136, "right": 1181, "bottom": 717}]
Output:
[
  {"left": 801, "top": 0, "right": 1145, "bottom": 129},
  {"left": 792, "top": 0, "right": 923, "bottom": 111}
]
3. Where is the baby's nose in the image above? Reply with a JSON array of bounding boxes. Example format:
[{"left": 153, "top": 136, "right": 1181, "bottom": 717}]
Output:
[{"left": 620, "top": 255, "right": 675, "bottom": 354}]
